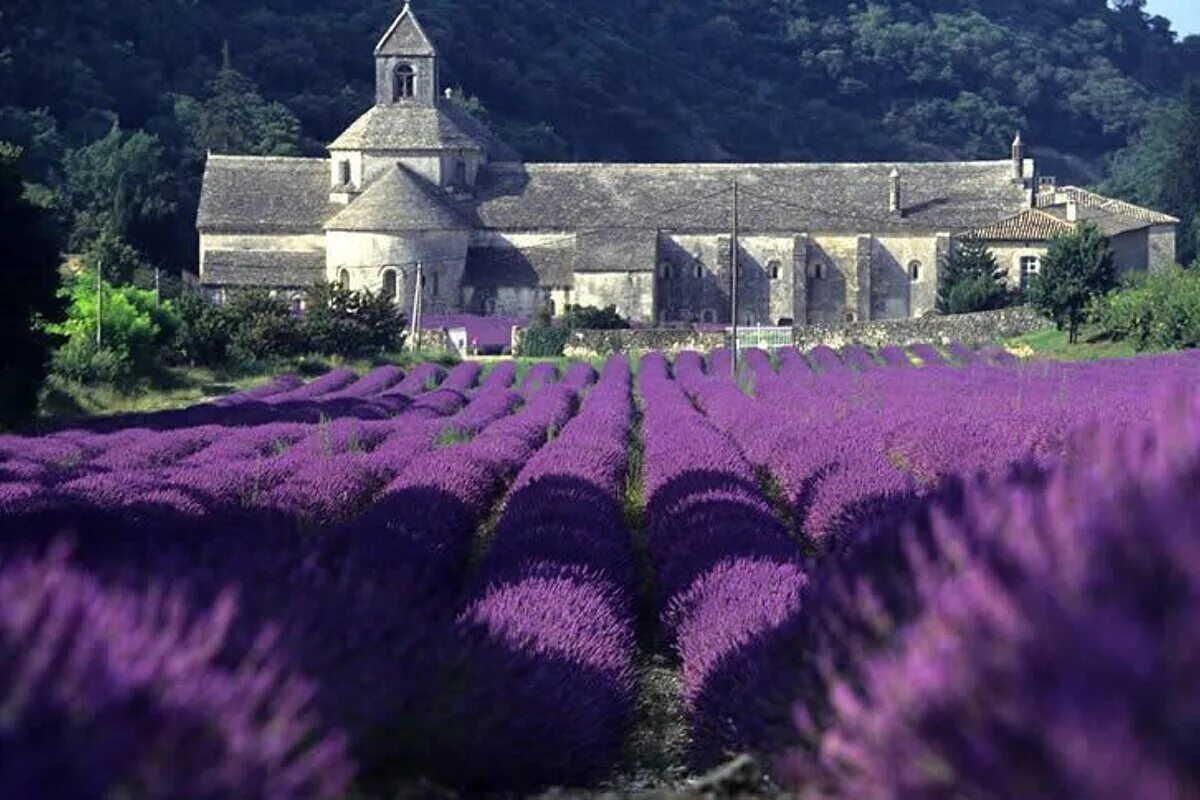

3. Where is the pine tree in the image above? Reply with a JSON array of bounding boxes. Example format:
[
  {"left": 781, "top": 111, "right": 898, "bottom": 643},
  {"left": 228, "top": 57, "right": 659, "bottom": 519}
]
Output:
[
  {"left": 194, "top": 46, "right": 301, "bottom": 157},
  {"left": 937, "top": 236, "right": 1008, "bottom": 315}
]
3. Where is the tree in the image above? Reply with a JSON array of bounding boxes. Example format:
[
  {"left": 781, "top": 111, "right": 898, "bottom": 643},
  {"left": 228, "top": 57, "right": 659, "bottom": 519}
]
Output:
[
  {"left": 190, "top": 52, "right": 301, "bottom": 157},
  {"left": 80, "top": 229, "right": 151, "bottom": 287},
  {"left": 303, "top": 282, "right": 406, "bottom": 357},
  {"left": 1029, "top": 221, "right": 1118, "bottom": 344},
  {"left": 61, "top": 124, "right": 177, "bottom": 252},
  {"left": 564, "top": 304, "right": 630, "bottom": 330},
  {"left": 0, "top": 143, "right": 63, "bottom": 427},
  {"left": 938, "top": 237, "right": 1008, "bottom": 315}
]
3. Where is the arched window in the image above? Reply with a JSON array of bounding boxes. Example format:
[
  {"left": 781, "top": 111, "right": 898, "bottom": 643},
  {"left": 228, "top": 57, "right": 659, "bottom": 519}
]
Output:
[
  {"left": 809, "top": 261, "right": 826, "bottom": 280},
  {"left": 290, "top": 294, "right": 305, "bottom": 315},
  {"left": 338, "top": 160, "right": 351, "bottom": 186},
  {"left": 381, "top": 268, "right": 399, "bottom": 301},
  {"left": 701, "top": 308, "right": 717, "bottom": 324},
  {"left": 393, "top": 64, "right": 416, "bottom": 101},
  {"left": 768, "top": 260, "right": 781, "bottom": 280},
  {"left": 694, "top": 264, "right": 703, "bottom": 279},
  {"left": 338, "top": 269, "right": 351, "bottom": 290},
  {"left": 909, "top": 261, "right": 921, "bottom": 282}
]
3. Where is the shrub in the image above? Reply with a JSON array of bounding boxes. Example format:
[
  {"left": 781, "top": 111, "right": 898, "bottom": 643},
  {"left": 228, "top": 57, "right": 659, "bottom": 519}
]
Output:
[
  {"left": 1090, "top": 266, "right": 1200, "bottom": 351},
  {"left": 174, "top": 290, "right": 233, "bottom": 366},
  {"left": 302, "top": 282, "right": 405, "bottom": 358},
  {"left": 48, "top": 270, "right": 178, "bottom": 384},
  {"left": 564, "top": 304, "right": 630, "bottom": 330},
  {"left": 225, "top": 289, "right": 303, "bottom": 362}
]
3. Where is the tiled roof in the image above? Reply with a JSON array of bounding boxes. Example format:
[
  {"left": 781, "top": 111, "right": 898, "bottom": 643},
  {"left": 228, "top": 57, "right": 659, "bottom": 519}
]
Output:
[
  {"left": 202, "top": 250, "right": 325, "bottom": 287},
  {"left": 969, "top": 209, "right": 1076, "bottom": 241},
  {"left": 375, "top": 4, "right": 436, "bottom": 57},
  {"left": 325, "top": 164, "right": 471, "bottom": 232},
  {"left": 463, "top": 245, "right": 575, "bottom": 288},
  {"left": 1039, "top": 187, "right": 1179, "bottom": 226},
  {"left": 197, "top": 156, "right": 334, "bottom": 233},
  {"left": 466, "top": 160, "right": 1030, "bottom": 233}
]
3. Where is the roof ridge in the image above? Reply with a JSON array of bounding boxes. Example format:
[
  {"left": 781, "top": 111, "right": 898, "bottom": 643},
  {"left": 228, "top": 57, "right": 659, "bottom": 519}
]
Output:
[
  {"left": 375, "top": 3, "right": 436, "bottom": 56},
  {"left": 1053, "top": 186, "right": 1180, "bottom": 225},
  {"left": 207, "top": 154, "right": 326, "bottom": 164},
  {"left": 513, "top": 160, "right": 1014, "bottom": 170}
]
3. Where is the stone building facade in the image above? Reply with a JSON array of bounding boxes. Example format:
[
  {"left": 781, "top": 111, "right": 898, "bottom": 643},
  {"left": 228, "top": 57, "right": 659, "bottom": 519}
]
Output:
[{"left": 197, "top": 4, "right": 1179, "bottom": 325}]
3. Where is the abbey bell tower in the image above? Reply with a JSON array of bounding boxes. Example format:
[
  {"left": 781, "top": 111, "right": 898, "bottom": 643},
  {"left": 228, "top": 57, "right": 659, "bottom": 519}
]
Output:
[{"left": 375, "top": 3, "right": 438, "bottom": 107}]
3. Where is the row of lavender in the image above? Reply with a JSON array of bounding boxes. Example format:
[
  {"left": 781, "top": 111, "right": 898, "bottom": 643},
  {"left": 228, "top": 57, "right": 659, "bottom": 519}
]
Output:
[
  {"left": 672, "top": 346, "right": 1200, "bottom": 797},
  {"left": 0, "top": 360, "right": 610, "bottom": 796}
]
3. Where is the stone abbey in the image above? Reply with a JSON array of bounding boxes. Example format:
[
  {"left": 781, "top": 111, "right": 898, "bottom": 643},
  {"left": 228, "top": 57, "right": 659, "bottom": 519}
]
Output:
[{"left": 197, "top": 4, "right": 1179, "bottom": 326}]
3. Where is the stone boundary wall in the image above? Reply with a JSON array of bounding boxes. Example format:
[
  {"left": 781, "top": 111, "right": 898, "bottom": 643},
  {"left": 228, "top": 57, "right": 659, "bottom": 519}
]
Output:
[
  {"left": 791, "top": 307, "right": 1049, "bottom": 349},
  {"left": 559, "top": 308, "right": 1049, "bottom": 358},
  {"left": 562, "top": 328, "right": 728, "bottom": 359}
]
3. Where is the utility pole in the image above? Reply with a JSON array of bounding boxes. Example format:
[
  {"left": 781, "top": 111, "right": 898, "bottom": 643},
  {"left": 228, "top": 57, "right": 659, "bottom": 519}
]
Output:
[
  {"left": 96, "top": 257, "right": 103, "bottom": 348},
  {"left": 154, "top": 266, "right": 161, "bottom": 310},
  {"left": 408, "top": 262, "right": 424, "bottom": 351},
  {"left": 730, "top": 178, "right": 740, "bottom": 377}
]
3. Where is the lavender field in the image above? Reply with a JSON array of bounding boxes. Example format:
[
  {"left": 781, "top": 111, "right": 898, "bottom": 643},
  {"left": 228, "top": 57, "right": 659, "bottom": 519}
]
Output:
[{"left": 1, "top": 344, "right": 1198, "bottom": 798}]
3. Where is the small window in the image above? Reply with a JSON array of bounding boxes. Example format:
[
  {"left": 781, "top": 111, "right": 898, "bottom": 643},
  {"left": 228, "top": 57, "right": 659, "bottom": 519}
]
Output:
[
  {"left": 769, "top": 260, "right": 781, "bottom": 280},
  {"left": 338, "top": 269, "right": 351, "bottom": 289},
  {"left": 659, "top": 262, "right": 671, "bottom": 280},
  {"left": 454, "top": 159, "right": 467, "bottom": 188},
  {"left": 394, "top": 64, "right": 416, "bottom": 100},
  {"left": 695, "top": 264, "right": 703, "bottom": 279},
  {"left": 810, "top": 261, "right": 826, "bottom": 280},
  {"left": 290, "top": 294, "right": 305, "bottom": 314},
  {"left": 701, "top": 308, "right": 717, "bottom": 324},
  {"left": 1019, "top": 255, "right": 1041, "bottom": 291},
  {"left": 845, "top": 311, "right": 857, "bottom": 323},
  {"left": 432, "top": 272, "right": 440, "bottom": 296},
  {"left": 338, "top": 160, "right": 351, "bottom": 186},
  {"left": 909, "top": 261, "right": 921, "bottom": 282},
  {"left": 381, "top": 268, "right": 398, "bottom": 300}
]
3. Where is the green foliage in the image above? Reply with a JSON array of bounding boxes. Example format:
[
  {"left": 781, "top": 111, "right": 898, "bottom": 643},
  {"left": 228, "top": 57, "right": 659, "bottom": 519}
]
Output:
[
  {"left": 938, "top": 237, "right": 1009, "bottom": 314},
  {"left": 1105, "top": 80, "right": 1200, "bottom": 265},
  {"left": 302, "top": 282, "right": 406, "bottom": 358},
  {"left": 48, "top": 270, "right": 179, "bottom": 386},
  {"left": 174, "top": 290, "right": 233, "bottom": 366},
  {"left": 224, "top": 290, "right": 303, "bottom": 363},
  {"left": 0, "top": 143, "right": 64, "bottom": 428},
  {"left": 80, "top": 229, "right": 151, "bottom": 287},
  {"left": 564, "top": 304, "right": 630, "bottom": 330},
  {"left": 61, "top": 124, "right": 176, "bottom": 251},
  {"left": 1029, "top": 222, "right": 1119, "bottom": 344},
  {"left": 1090, "top": 266, "right": 1200, "bottom": 351},
  {"left": 516, "top": 319, "right": 570, "bottom": 358},
  {"left": 189, "top": 62, "right": 301, "bottom": 157}
]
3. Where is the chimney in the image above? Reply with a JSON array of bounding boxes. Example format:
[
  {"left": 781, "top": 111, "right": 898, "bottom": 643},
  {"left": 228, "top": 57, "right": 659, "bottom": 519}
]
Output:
[
  {"left": 1012, "top": 131, "right": 1025, "bottom": 183},
  {"left": 889, "top": 167, "right": 902, "bottom": 216},
  {"left": 1066, "top": 197, "right": 1078, "bottom": 223}
]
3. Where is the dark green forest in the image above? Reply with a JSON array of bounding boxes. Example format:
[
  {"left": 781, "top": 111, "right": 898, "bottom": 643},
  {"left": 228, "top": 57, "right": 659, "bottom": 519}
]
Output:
[{"left": 4, "top": 0, "right": 1200, "bottom": 274}]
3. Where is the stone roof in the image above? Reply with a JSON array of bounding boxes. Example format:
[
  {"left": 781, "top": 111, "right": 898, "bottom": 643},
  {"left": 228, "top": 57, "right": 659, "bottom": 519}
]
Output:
[
  {"left": 325, "top": 164, "right": 471, "bottom": 232},
  {"left": 465, "top": 160, "right": 1030, "bottom": 233},
  {"left": 462, "top": 245, "right": 575, "bottom": 288},
  {"left": 969, "top": 209, "right": 1076, "bottom": 241},
  {"left": 203, "top": 250, "right": 325, "bottom": 287},
  {"left": 375, "top": 4, "right": 436, "bottom": 57},
  {"left": 1039, "top": 187, "right": 1179, "bottom": 226},
  {"left": 197, "top": 156, "right": 334, "bottom": 233},
  {"left": 329, "top": 102, "right": 515, "bottom": 160}
]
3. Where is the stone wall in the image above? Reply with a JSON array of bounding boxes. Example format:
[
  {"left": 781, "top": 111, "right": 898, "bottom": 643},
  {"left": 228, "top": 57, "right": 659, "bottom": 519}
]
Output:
[
  {"left": 791, "top": 306, "right": 1049, "bottom": 349},
  {"left": 562, "top": 327, "right": 729, "bottom": 360}
]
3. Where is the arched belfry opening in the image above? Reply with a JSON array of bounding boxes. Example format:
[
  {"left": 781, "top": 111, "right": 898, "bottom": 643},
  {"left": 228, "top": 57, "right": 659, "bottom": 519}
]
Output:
[{"left": 393, "top": 63, "right": 415, "bottom": 101}]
